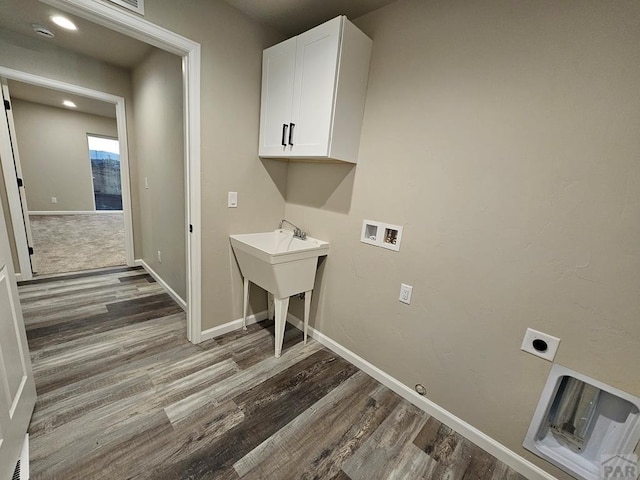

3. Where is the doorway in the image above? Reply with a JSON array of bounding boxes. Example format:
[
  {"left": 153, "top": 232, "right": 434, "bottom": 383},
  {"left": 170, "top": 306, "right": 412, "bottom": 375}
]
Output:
[
  {"left": 0, "top": 73, "right": 134, "bottom": 277},
  {"left": 7, "top": 83, "right": 128, "bottom": 275},
  {"left": 1, "top": 0, "right": 202, "bottom": 342}
]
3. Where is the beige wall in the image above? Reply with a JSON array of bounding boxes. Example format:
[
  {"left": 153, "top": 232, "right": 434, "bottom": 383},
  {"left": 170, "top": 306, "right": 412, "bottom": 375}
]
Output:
[
  {"left": 142, "top": 0, "right": 288, "bottom": 326},
  {"left": 132, "top": 48, "right": 186, "bottom": 299},
  {"left": 284, "top": 0, "right": 640, "bottom": 477},
  {"left": 12, "top": 99, "right": 117, "bottom": 212}
]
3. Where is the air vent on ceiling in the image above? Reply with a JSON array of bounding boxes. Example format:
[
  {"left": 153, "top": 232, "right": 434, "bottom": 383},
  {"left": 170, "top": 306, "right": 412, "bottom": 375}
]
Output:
[
  {"left": 32, "top": 24, "right": 55, "bottom": 38},
  {"left": 104, "top": 0, "right": 144, "bottom": 15}
]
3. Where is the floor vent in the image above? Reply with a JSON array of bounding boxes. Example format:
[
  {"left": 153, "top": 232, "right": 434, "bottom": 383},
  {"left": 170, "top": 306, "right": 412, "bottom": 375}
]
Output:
[
  {"left": 13, "top": 434, "right": 29, "bottom": 480},
  {"left": 12, "top": 460, "right": 21, "bottom": 480},
  {"left": 104, "top": 0, "right": 144, "bottom": 15}
]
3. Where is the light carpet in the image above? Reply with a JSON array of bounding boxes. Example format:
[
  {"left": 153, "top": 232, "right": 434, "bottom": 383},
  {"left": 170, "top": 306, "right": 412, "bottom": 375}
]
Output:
[{"left": 29, "top": 213, "right": 126, "bottom": 275}]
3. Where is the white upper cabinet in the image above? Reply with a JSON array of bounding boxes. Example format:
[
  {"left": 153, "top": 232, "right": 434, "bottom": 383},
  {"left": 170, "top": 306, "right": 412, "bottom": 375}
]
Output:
[{"left": 259, "top": 16, "right": 373, "bottom": 163}]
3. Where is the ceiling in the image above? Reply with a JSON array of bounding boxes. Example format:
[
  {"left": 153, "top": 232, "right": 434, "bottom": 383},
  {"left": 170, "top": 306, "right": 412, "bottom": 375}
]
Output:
[
  {"left": 7, "top": 80, "right": 116, "bottom": 118},
  {"left": 223, "top": 0, "right": 398, "bottom": 37},
  {"left": 0, "top": 0, "right": 396, "bottom": 71},
  {"left": 0, "top": 0, "right": 151, "bottom": 69}
]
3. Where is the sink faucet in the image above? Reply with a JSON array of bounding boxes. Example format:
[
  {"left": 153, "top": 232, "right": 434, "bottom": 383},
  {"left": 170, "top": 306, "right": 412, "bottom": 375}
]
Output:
[{"left": 279, "top": 219, "right": 307, "bottom": 240}]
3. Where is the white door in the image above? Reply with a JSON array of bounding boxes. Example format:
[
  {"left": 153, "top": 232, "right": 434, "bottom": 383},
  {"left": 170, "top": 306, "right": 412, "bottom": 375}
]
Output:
[
  {"left": 259, "top": 37, "right": 297, "bottom": 157},
  {"left": 290, "top": 16, "right": 341, "bottom": 157},
  {"left": 0, "top": 181, "right": 36, "bottom": 478},
  {"left": 0, "top": 80, "right": 33, "bottom": 280}
]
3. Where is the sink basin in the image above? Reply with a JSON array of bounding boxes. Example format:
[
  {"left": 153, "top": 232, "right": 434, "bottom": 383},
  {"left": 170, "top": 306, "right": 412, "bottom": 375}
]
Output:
[
  {"left": 230, "top": 229, "right": 329, "bottom": 298},
  {"left": 230, "top": 229, "right": 329, "bottom": 358}
]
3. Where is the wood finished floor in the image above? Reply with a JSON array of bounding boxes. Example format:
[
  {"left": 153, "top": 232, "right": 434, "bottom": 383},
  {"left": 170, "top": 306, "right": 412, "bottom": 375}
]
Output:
[{"left": 19, "top": 267, "right": 528, "bottom": 480}]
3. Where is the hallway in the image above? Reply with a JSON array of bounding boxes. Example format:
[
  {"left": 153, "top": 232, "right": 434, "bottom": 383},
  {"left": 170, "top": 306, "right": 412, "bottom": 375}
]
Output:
[{"left": 19, "top": 267, "right": 526, "bottom": 479}]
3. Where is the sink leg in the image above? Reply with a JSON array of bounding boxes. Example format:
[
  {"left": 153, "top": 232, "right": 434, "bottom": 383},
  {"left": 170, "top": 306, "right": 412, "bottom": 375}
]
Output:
[
  {"left": 274, "top": 296, "right": 290, "bottom": 358},
  {"left": 267, "top": 292, "right": 275, "bottom": 320},
  {"left": 304, "top": 290, "right": 312, "bottom": 344},
  {"left": 242, "top": 278, "right": 249, "bottom": 330}
]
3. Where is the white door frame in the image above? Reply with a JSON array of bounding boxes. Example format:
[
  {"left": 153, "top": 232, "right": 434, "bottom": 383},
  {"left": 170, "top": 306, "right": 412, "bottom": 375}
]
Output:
[
  {"left": 1, "top": 80, "right": 36, "bottom": 280},
  {"left": 0, "top": 83, "right": 33, "bottom": 280},
  {"left": 0, "top": 67, "right": 136, "bottom": 270},
  {"left": 40, "top": 0, "right": 203, "bottom": 343}
]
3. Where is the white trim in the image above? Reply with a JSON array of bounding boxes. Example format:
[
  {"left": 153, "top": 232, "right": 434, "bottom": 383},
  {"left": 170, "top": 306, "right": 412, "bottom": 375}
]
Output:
[
  {"left": 200, "top": 310, "right": 270, "bottom": 342},
  {"left": 87, "top": 133, "right": 97, "bottom": 213},
  {"left": 0, "top": 81, "right": 32, "bottom": 280},
  {"left": 28, "top": 210, "right": 124, "bottom": 215},
  {"left": 114, "top": 98, "right": 134, "bottom": 267},
  {"left": 0, "top": 66, "right": 135, "bottom": 270},
  {"left": 1, "top": 80, "right": 35, "bottom": 270},
  {"left": 135, "top": 259, "right": 186, "bottom": 311},
  {"left": 285, "top": 314, "right": 558, "bottom": 480},
  {"left": 40, "top": 0, "right": 202, "bottom": 345}
]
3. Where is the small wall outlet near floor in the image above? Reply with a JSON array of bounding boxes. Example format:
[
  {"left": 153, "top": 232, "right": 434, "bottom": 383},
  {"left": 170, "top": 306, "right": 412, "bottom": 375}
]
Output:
[
  {"left": 50, "top": 196, "right": 57, "bottom": 204},
  {"left": 157, "top": 250, "right": 162, "bottom": 263},
  {"left": 399, "top": 283, "right": 413, "bottom": 304}
]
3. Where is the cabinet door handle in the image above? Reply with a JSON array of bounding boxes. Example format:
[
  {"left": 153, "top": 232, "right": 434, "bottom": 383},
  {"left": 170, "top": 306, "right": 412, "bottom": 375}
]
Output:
[
  {"left": 281, "top": 124, "right": 288, "bottom": 147},
  {"left": 288, "top": 123, "right": 295, "bottom": 146}
]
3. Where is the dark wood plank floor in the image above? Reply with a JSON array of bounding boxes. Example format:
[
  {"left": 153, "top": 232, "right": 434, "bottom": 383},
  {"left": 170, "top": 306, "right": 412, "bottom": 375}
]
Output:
[{"left": 19, "top": 267, "right": 527, "bottom": 480}]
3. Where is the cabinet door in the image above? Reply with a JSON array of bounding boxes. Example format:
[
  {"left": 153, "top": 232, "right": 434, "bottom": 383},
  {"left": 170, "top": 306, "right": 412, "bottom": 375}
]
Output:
[
  {"left": 259, "top": 37, "right": 296, "bottom": 157},
  {"left": 289, "top": 17, "right": 342, "bottom": 157}
]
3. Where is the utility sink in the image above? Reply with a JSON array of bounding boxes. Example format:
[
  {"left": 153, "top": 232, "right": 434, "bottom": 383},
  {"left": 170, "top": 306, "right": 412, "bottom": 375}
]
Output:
[
  {"left": 230, "top": 229, "right": 329, "bottom": 357},
  {"left": 230, "top": 230, "right": 329, "bottom": 298}
]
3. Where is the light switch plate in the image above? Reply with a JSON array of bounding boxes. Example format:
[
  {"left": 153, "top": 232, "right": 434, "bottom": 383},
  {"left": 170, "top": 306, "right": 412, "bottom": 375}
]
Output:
[{"left": 228, "top": 191, "right": 238, "bottom": 208}]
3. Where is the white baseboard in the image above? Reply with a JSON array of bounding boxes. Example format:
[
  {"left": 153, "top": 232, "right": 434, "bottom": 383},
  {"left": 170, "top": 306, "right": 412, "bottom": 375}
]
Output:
[
  {"left": 29, "top": 210, "right": 123, "bottom": 215},
  {"left": 285, "top": 314, "right": 557, "bottom": 480},
  {"left": 135, "top": 259, "right": 187, "bottom": 311},
  {"left": 200, "top": 310, "right": 270, "bottom": 342}
]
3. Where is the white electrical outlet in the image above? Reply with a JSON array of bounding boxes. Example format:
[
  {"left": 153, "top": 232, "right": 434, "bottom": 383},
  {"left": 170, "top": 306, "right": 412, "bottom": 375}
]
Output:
[
  {"left": 51, "top": 196, "right": 57, "bottom": 204},
  {"left": 157, "top": 250, "right": 162, "bottom": 263},
  {"left": 521, "top": 328, "right": 561, "bottom": 361},
  {"left": 144, "top": 177, "right": 149, "bottom": 189},
  {"left": 399, "top": 284, "right": 413, "bottom": 304},
  {"left": 228, "top": 191, "right": 238, "bottom": 208}
]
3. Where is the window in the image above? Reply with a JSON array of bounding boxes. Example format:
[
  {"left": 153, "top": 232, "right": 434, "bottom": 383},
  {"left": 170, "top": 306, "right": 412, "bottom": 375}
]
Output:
[{"left": 87, "top": 135, "right": 122, "bottom": 210}]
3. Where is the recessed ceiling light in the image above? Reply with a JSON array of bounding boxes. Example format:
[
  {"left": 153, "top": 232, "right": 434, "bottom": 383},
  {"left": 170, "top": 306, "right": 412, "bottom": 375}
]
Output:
[
  {"left": 32, "top": 24, "right": 55, "bottom": 38},
  {"left": 63, "top": 100, "right": 77, "bottom": 108},
  {"left": 51, "top": 16, "right": 77, "bottom": 31}
]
